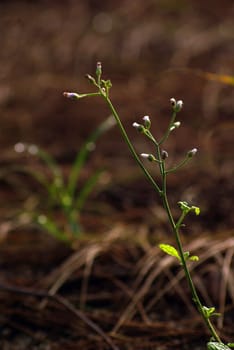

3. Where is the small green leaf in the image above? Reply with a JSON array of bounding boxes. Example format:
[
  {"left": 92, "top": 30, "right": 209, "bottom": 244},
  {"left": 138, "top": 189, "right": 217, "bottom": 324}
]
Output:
[
  {"left": 202, "top": 306, "right": 216, "bottom": 318},
  {"left": 207, "top": 342, "right": 231, "bottom": 350},
  {"left": 159, "top": 244, "right": 181, "bottom": 262},
  {"left": 105, "top": 79, "right": 112, "bottom": 89},
  {"left": 183, "top": 251, "right": 190, "bottom": 260},
  {"left": 178, "top": 201, "right": 190, "bottom": 213},
  {"left": 178, "top": 201, "right": 201, "bottom": 216},
  {"left": 189, "top": 255, "right": 199, "bottom": 261},
  {"left": 227, "top": 344, "right": 234, "bottom": 348},
  {"left": 192, "top": 205, "right": 200, "bottom": 215}
]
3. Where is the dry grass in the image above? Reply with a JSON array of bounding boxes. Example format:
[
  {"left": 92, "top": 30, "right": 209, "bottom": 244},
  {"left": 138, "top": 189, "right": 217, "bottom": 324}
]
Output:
[{"left": 1, "top": 226, "right": 233, "bottom": 349}]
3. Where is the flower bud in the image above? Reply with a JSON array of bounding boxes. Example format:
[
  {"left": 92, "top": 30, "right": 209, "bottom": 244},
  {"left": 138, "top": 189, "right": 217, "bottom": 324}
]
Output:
[
  {"left": 142, "top": 115, "right": 151, "bottom": 129},
  {"left": 63, "top": 92, "right": 80, "bottom": 100},
  {"left": 96, "top": 61, "right": 102, "bottom": 79},
  {"left": 174, "top": 121, "right": 181, "bottom": 128},
  {"left": 141, "top": 153, "right": 156, "bottom": 162},
  {"left": 85, "top": 74, "right": 96, "bottom": 85},
  {"left": 176, "top": 100, "right": 183, "bottom": 111},
  {"left": 170, "top": 121, "right": 181, "bottom": 131},
  {"left": 161, "top": 150, "right": 168, "bottom": 160},
  {"left": 187, "top": 148, "right": 198, "bottom": 158},
  {"left": 170, "top": 98, "right": 176, "bottom": 108},
  {"left": 132, "top": 122, "right": 144, "bottom": 132}
]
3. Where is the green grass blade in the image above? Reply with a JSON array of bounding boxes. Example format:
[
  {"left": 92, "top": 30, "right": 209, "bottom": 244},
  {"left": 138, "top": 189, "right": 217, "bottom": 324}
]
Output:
[
  {"left": 36, "top": 147, "right": 63, "bottom": 183},
  {"left": 37, "top": 214, "right": 70, "bottom": 243},
  {"left": 75, "top": 170, "right": 102, "bottom": 212},
  {"left": 29, "top": 147, "right": 65, "bottom": 203},
  {"left": 67, "top": 115, "right": 115, "bottom": 198}
]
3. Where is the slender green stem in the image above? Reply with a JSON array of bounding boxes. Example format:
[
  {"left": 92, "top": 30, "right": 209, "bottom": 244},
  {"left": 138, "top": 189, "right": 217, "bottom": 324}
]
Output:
[
  {"left": 158, "top": 110, "right": 177, "bottom": 145},
  {"left": 162, "top": 191, "right": 221, "bottom": 342},
  {"left": 81, "top": 92, "right": 101, "bottom": 98},
  {"left": 155, "top": 137, "right": 221, "bottom": 342},
  {"left": 166, "top": 155, "right": 191, "bottom": 174},
  {"left": 176, "top": 212, "right": 186, "bottom": 229}
]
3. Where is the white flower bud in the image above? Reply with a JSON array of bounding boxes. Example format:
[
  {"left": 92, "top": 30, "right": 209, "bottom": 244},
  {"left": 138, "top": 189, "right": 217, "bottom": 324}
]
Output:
[
  {"left": 63, "top": 92, "right": 80, "bottom": 100},
  {"left": 142, "top": 115, "right": 151, "bottom": 129},
  {"left": 161, "top": 150, "right": 168, "bottom": 160},
  {"left": 170, "top": 98, "right": 176, "bottom": 107},
  {"left": 141, "top": 153, "right": 149, "bottom": 158},
  {"left": 133, "top": 122, "right": 140, "bottom": 128},
  {"left": 176, "top": 100, "right": 183, "bottom": 111},
  {"left": 170, "top": 121, "right": 181, "bottom": 131},
  {"left": 174, "top": 121, "right": 181, "bottom": 128},
  {"left": 143, "top": 115, "right": 150, "bottom": 122},
  {"left": 132, "top": 122, "right": 144, "bottom": 132},
  {"left": 187, "top": 148, "right": 198, "bottom": 157},
  {"left": 140, "top": 153, "right": 155, "bottom": 162},
  {"left": 96, "top": 61, "right": 102, "bottom": 75}
]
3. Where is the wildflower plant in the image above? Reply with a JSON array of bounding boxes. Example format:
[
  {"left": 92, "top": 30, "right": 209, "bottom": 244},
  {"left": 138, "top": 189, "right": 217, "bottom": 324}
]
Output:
[
  {"left": 63, "top": 62, "right": 233, "bottom": 349},
  {"left": 14, "top": 115, "right": 115, "bottom": 245}
]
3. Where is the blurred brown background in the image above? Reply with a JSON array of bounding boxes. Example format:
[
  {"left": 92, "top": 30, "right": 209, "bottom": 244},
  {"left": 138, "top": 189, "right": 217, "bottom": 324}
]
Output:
[
  {"left": 0, "top": 2, "right": 234, "bottom": 349},
  {"left": 0, "top": 0, "right": 234, "bottom": 230}
]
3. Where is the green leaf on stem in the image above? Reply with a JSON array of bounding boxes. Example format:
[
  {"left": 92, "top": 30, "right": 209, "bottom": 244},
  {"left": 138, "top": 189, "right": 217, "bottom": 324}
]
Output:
[
  {"left": 184, "top": 252, "right": 199, "bottom": 261},
  {"left": 183, "top": 251, "right": 199, "bottom": 262},
  {"left": 191, "top": 205, "right": 200, "bottom": 215},
  {"left": 102, "top": 79, "right": 112, "bottom": 89},
  {"left": 189, "top": 255, "right": 199, "bottom": 261},
  {"left": 207, "top": 342, "right": 232, "bottom": 350},
  {"left": 178, "top": 201, "right": 191, "bottom": 214},
  {"left": 159, "top": 243, "right": 181, "bottom": 262},
  {"left": 202, "top": 306, "right": 216, "bottom": 318},
  {"left": 178, "top": 201, "right": 200, "bottom": 216}
]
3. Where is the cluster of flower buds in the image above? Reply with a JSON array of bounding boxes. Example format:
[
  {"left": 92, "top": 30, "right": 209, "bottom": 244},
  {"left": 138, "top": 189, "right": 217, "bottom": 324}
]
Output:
[
  {"left": 132, "top": 115, "right": 152, "bottom": 133},
  {"left": 170, "top": 98, "right": 183, "bottom": 112},
  {"left": 140, "top": 150, "right": 169, "bottom": 163}
]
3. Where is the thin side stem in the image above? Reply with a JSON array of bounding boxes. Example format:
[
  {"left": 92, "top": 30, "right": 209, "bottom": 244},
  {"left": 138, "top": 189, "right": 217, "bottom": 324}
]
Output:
[
  {"left": 158, "top": 110, "right": 177, "bottom": 145},
  {"left": 102, "top": 94, "right": 162, "bottom": 196},
  {"left": 166, "top": 155, "right": 191, "bottom": 174}
]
